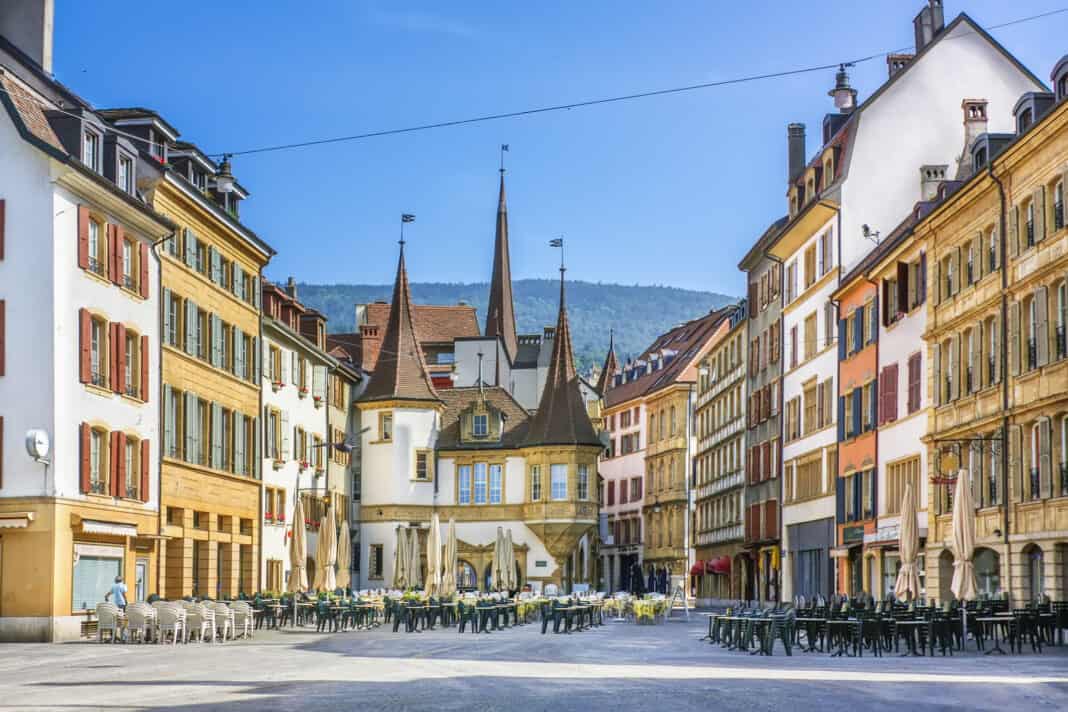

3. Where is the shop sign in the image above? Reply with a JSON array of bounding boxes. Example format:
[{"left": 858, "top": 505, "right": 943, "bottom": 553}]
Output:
[{"left": 842, "top": 525, "right": 865, "bottom": 544}]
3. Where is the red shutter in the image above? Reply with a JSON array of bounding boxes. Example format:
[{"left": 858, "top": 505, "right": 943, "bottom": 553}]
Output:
[
  {"left": 888, "top": 363, "right": 899, "bottom": 422},
  {"left": 139, "top": 242, "right": 149, "bottom": 299},
  {"left": 877, "top": 369, "right": 887, "bottom": 426},
  {"left": 108, "top": 323, "right": 118, "bottom": 393},
  {"left": 79, "top": 309, "right": 91, "bottom": 383},
  {"left": 0, "top": 198, "right": 5, "bottom": 260},
  {"left": 117, "top": 323, "right": 127, "bottom": 395},
  {"left": 764, "top": 500, "right": 778, "bottom": 540},
  {"left": 607, "top": 480, "right": 615, "bottom": 506},
  {"left": 80, "top": 423, "right": 91, "bottom": 493},
  {"left": 0, "top": 299, "right": 5, "bottom": 378},
  {"left": 140, "top": 334, "right": 149, "bottom": 402},
  {"left": 108, "top": 431, "right": 119, "bottom": 496},
  {"left": 140, "top": 439, "right": 150, "bottom": 501},
  {"left": 77, "top": 205, "right": 90, "bottom": 270}
]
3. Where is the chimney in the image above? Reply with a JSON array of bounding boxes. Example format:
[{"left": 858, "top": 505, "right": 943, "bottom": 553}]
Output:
[
  {"left": 787, "top": 123, "right": 806, "bottom": 182},
  {"left": 956, "top": 99, "right": 988, "bottom": 178},
  {"left": 919, "top": 165, "right": 947, "bottom": 201},
  {"left": 0, "top": 0, "right": 54, "bottom": 73},
  {"left": 913, "top": 1, "right": 945, "bottom": 54},
  {"left": 285, "top": 276, "right": 297, "bottom": 300},
  {"left": 887, "top": 54, "right": 914, "bottom": 79}
]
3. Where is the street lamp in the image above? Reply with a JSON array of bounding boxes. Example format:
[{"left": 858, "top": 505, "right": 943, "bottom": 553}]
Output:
[{"left": 214, "top": 154, "right": 235, "bottom": 193}]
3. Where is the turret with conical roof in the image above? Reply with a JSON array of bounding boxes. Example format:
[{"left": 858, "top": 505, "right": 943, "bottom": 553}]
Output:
[
  {"left": 485, "top": 170, "right": 519, "bottom": 363},
  {"left": 358, "top": 241, "right": 440, "bottom": 404},
  {"left": 595, "top": 329, "right": 619, "bottom": 395},
  {"left": 523, "top": 269, "right": 601, "bottom": 447}
]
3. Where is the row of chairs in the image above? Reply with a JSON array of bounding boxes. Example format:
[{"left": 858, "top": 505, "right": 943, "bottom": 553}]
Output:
[{"left": 96, "top": 600, "right": 253, "bottom": 644}]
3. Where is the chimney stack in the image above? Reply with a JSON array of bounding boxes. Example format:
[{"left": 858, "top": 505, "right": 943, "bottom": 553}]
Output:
[
  {"left": 913, "top": 0, "right": 945, "bottom": 54},
  {"left": 919, "top": 165, "right": 947, "bottom": 201},
  {"left": 886, "top": 54, "right": 914, "bottom": 79},
  {"left": 787, "top": 123, "right": 806, "bottom": 182},
  {"left": 286, "top": 276, "right": 297, "bottom": 300},
  {"left": 956, "top": 99, "right": 988, "bottom": 178},
  {"left": 0, "top": 0, "right": 54, "bottom": 73}
]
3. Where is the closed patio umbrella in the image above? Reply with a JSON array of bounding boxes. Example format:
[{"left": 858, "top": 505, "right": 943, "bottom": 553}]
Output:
[
  {"left": 504, "top": 529, "right": 517, "bottom": 592},
  {"left": 426, "top": 513, "right": 442, "bottom": 596},
  {"left": 408, "top": 526, "right": 423, "bottom": 590},
  {"left": 492, "top": 527, "right": 505, "bottom": 591},
  {"left": 336, "top": 520, "right": 351, "bottom": 591},
  {"left": 894, "top": 481, "right": 921, "bottom": 601},
  {"left": 288, "top": 495, "right": 308, "bottom": 593},
  {"left": 441, "top": 519, "right": 457, "bottom": 596},
  {"left": 312, "top": 515, "right": 327, "bottom": 591},
  {"left": 393, "top": 526, "right": 409, "bottom": 590},
  {"left": 950, "top": 471, "right": 978, "bottom": 601},
  {"left": 320, "top": 511, "right": 337, "bottom": 592}
]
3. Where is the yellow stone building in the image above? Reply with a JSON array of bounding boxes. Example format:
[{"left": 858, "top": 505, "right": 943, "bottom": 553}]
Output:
[
  {"left": 118, "top": 121, "right": 275, "bottom": 599},
  {"left": 923, "top": 66, "right": 1068, "bottom": 603}
]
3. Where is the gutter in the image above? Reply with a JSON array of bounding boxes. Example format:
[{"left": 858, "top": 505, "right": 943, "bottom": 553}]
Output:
[
  {"left": 761, "top": 248, "right": 786, "bottom": 603},
  {"left": 151, "top": 230, "right": 174, "bottom": 598}
]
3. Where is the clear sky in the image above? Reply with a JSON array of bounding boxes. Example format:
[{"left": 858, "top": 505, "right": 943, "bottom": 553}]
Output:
[{"left": 53, "top": 1, "right": 1066, "bottom": 295}]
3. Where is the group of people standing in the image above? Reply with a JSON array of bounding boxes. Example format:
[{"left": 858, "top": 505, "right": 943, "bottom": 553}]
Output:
[{"left": 622, "top": 563, "right": 672, "bottom": 596}]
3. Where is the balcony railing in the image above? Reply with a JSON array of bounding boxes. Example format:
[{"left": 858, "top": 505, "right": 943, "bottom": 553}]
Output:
[
  {"left": 966, "top": 262, "right": 974, "bottom": 286},
  {"left": 1056, "top": 201, "right": 1065, "bottom": 232},
  {"left": 988, "top": 247, "right": 997, "bottom": 273},
  {"left": 1030, "top": 467, "right": 1040, "bottom": 500},
  {"left": 125, "top": 485, "right": 139, "bottom": 499},
  {"left": 1027, "top": 338, "right": 1037, "bottom": 370},
  {"left": 88, "top": 256, "right": 105, "bottom": 277},
  {"left": 1026, "top": 220, "right": 1035, "bottom": 249},
  {"left": 965, "top": 367, "right": 973, "bottom": 394},
  {"left": 987, "top": 357, "right": 996, "bottom": 385},
  {"left": 1061, "top": 463, "right": 1068, "bottom": 498},
  {"left": 89, "top": 478, "right": 107, "bottom": 495},
  {"left": 123, "top": 275, "right": 137, "bottom": 291},
  {"left": 125, "top": 383, "right": 139, "bottom": 398}
]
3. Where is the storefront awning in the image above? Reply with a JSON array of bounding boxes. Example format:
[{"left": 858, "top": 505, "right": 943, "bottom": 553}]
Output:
[
  {"left": 0, "top": 512, "right": 34, "bottom": 529},
  {"left": 690, "top": 561, "right": 705, "bottom": 576},
  {"left": 81, "top": 520, "right": 138, "bottom": 537},
  {"left": 708, "top": 556, "right": 731, "bottom": 575}
]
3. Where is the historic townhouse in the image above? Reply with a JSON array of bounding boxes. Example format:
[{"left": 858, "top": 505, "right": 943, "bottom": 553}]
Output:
[
  {"left": 641, "top": 310, "right": 731, "bottom": 584},
  {"left": 862, "top": 207, "right": 930, "bottom": 601},
  {"left": 103, "top": 110, "right": 276, "bottom": 599},
  {"left": 831, "top": 254, "right": 882, "bottom": 596},
  {"left": 740, "top": 217, "right": 787, "bottom": 603},
  {"left": 357, "top": 241, "right": 602, "bottom": 593},
  {"left": 693, "top": 303, "right": 748, "bottom": 605},
  {"left": 770, "top": 4, "right": 1040, "bottom": 602},
  {"left": 597, "top": 335, "right": 649, "bottom": 593},
  {"left": 326, "top": 357, "right": 361, "bottom": 586},
  {"left": 0, "top": 25, "right": 172, "bottom": 640},
  {"left": 259, "top": 280, "right": 335, "bottom": 592},
  {"left": 926, "top": 59, "right": 1068, "bottom": 604}
]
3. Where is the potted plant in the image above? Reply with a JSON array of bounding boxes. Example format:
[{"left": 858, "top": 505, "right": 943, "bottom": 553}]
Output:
[{"left": 272, "top": 380, "right": 284, "bottom": 392}]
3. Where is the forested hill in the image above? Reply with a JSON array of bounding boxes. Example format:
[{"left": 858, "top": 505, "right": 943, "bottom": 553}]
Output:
[{"left": 298, "top": 279, "right": 738, "bottom": 373}]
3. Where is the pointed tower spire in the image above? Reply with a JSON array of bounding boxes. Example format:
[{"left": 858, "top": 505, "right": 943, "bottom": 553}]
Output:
[
  {"left": 358, "top": 241, "right": 440, "bottom": 404},
  {"left": 595, "top": 329, "right": 619, "bottom": 395},
  {"left": 485, "top": 167, "right": 519, "bottom": 363},
  {"left": 524, "top": 266, "right": 600, "bottom": 447}
]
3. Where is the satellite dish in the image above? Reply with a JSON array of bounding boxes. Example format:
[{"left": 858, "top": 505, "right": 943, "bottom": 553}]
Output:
[{"left": 26, "top": 429, "right": 51, "bottom": 461}]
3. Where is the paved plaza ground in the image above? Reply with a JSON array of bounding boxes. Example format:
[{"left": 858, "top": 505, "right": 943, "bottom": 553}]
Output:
[{"left": 1, "top": 615, "right": 1066, "bottom": 711}]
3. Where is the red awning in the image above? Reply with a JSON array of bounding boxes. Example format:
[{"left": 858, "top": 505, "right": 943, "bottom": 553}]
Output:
[
  {"left": 709, "top": 556, "right": 731, "bottom": 575},
  {"left": 690, "top": 561, "right": 704, "bottom": 576}
]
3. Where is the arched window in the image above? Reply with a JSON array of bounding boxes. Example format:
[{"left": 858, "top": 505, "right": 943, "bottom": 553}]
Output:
[
  {"left": 1024, "top": 545, "right": 1044, "bottom": 602},
  {"left": 974, "top": 548, "right": 1001, "bottom": 597},
  {"left": 457, "top": 560, "right": 477, "bottom": 590}
]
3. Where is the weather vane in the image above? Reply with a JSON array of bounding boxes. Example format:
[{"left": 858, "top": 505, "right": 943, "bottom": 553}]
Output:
[
  {"left": 500, "top": 143, "right": 509, "bottom": 173},
  {"left": 400, "top": 213, "right": 415, "bottom": 246}
]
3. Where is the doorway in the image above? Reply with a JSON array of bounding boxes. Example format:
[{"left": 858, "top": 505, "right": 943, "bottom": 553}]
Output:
[{"left": 135, "top": 558, "right": 148, "bottom": 602}]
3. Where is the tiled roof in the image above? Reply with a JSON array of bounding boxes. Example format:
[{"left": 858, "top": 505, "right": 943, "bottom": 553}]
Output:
[
  {"left": 363, "top": 302, "right": 479, "bottom": 345},
  {"left": 0, "top": 70, "right": 64, "bottom": 154},
  {"left": 604, "top": 307, "right": 733, "bottom": 409},
  {"left": 436, "top": 387, "right": 531, "bottom": 450},
  {"left": 485, "top": 173, "right": 519, "bottom": 361},
  {"left": 357, "top": 244, "right": 441, "bottom": 405},
  {"left": 522, "top": 275, "right": 601, "bottom": 447}
]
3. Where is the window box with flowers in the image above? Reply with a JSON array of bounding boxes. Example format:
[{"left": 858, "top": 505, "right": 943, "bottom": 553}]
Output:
[
  {"left": 299, "top": 386, "right": 309, "bottom": 399},
  {"left": 277, "top": 512, "right": 286, "bottom": 524},
  {"left": 313, "top": 394, "right": 323, "bottom": 408},
  {"left": 304, "top": 518, "right": 320, "bottom": 531},
  {"left": 272, "top": 459, "right": 284, "bottom": 470},
  {"left": 315, "top": 465, "right": 326, "bottom": 476},
  {"left": 272, "top": 380, "right": 284, "bottom": 393},
  {"left": 299, "top": 459, "right": 310, "bottom": 472},
  {"left": 265, "top": 512, "right": 275, "bottom": 523}
]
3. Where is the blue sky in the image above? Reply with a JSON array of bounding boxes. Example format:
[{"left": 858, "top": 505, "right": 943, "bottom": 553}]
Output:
[{"left": 54, "top": 1, "right": 1065, "bottom": 294}]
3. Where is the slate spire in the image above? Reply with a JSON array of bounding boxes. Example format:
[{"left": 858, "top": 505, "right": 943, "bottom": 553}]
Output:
[
  {"left": 358, "top": 241, "right": 440, "bottom": 404},
  {"left": 595, "top": 329, "right": 619, "bottom": 395},
  {"left": 485, "top": 170, "right": 519, "bottom": 362}
]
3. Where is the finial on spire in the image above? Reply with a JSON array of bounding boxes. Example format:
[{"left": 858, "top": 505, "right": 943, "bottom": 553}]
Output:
[{"left": 500, "top": 143, "right": 509, "bottom": 174}]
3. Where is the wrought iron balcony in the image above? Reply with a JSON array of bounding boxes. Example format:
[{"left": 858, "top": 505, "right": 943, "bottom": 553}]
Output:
[
  {"left": 87, "top": 256, "right": 105, "bottom": 277},
  {"left": 123, "top": 275, "right": 137, "bottom": 291},
  {"left": 987, "top": 357, "right": 996, "bottom": 384},
  {"left": 90, "top": 370, "right": 106, "bottom": 388},
  {"left": 1056, "top": 201, "right": 1065, "bottom": 232},
  {"left": 1030, "top": 467, "right": 1040, "bottom": 500},
  {"left": 89, "top": 478, "right": 107, "bottom": 495},
  {"left": 1061, "top": 463, "right": 1068, "bottom": 498},
  {"left": 1026, "top": 220, "right": 1035, "bottom": 249},
  {"left": 965, "top": 367, "right": 973, "bottom": 394},
  {"left": 1027, "top": 338, "right": 1037, "bottom": 370},
  {"left": 1059, "top": 326, "right": 1068, "bottom": 360},
  {"left": 125, "top": 485, "right": 139, "bottom": 499},
  {"left": 988, "top": 247, "right": 997, "bottom": 273}
]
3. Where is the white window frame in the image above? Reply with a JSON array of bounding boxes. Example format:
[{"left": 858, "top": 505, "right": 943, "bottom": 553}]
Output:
[
  {"left": 550, "top": 463, "right": 568, "bottom": 501},
  {"left": 473, "top": 463, "right": 488, "bottom": 504},
  {"left": 489, "top": 464, "right": 502, "bottom": 504},
  {"left": 458, "top": 465, "right": 472, "bottom": 505}
]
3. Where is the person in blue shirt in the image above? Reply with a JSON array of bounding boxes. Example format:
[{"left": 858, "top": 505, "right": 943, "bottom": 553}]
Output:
[{"left": 104, "top": 576, "right": 127, "bottom": 610}]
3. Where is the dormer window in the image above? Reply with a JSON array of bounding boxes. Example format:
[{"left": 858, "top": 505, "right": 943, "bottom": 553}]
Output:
[
  {"left": 473, "top": 414, "right": 488, "bottom": 437},
  {"left": 118, "top": 155, "right": 134, "bottom": 194},
  {"left": 149, "top": 129, "right": 166, "bottom": 162},
  {"left": 82, "top": 129, "right": 100, "bottom": 171},
  {"left": 1017, "top": 107, "right": 1034, "bottom": 134},
  {"left": 190, "top": 168, "right": 207, "bottom": 191}
]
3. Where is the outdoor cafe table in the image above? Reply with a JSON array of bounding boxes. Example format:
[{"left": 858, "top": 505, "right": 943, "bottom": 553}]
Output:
[
  {"left": 795, "top": 617, "right": 824, "bottom": 652},
  {"left": 976, "top": 616, "right": 1011, "bottom": 654},
  {"left": 895, "top": 619, "right": 929, "bottom": 656},
  {"left": 827, "top": 619, "right": 856, "bottom": 657}
]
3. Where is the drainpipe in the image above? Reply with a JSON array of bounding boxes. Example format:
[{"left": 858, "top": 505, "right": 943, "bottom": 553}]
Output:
[
  {"left": 151, "top": 229, "right": 174, "bottom": 598},
  {"left": 257, "top": 277, "right": 265, "bottom": 595},
  {"left": 987, "top": 161, "right": 1012, "bottom": 604}
]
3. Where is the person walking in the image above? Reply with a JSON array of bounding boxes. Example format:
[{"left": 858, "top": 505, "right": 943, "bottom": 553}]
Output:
[{"left": 104, "top": 576, "right": 128, "bottom": 610}]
